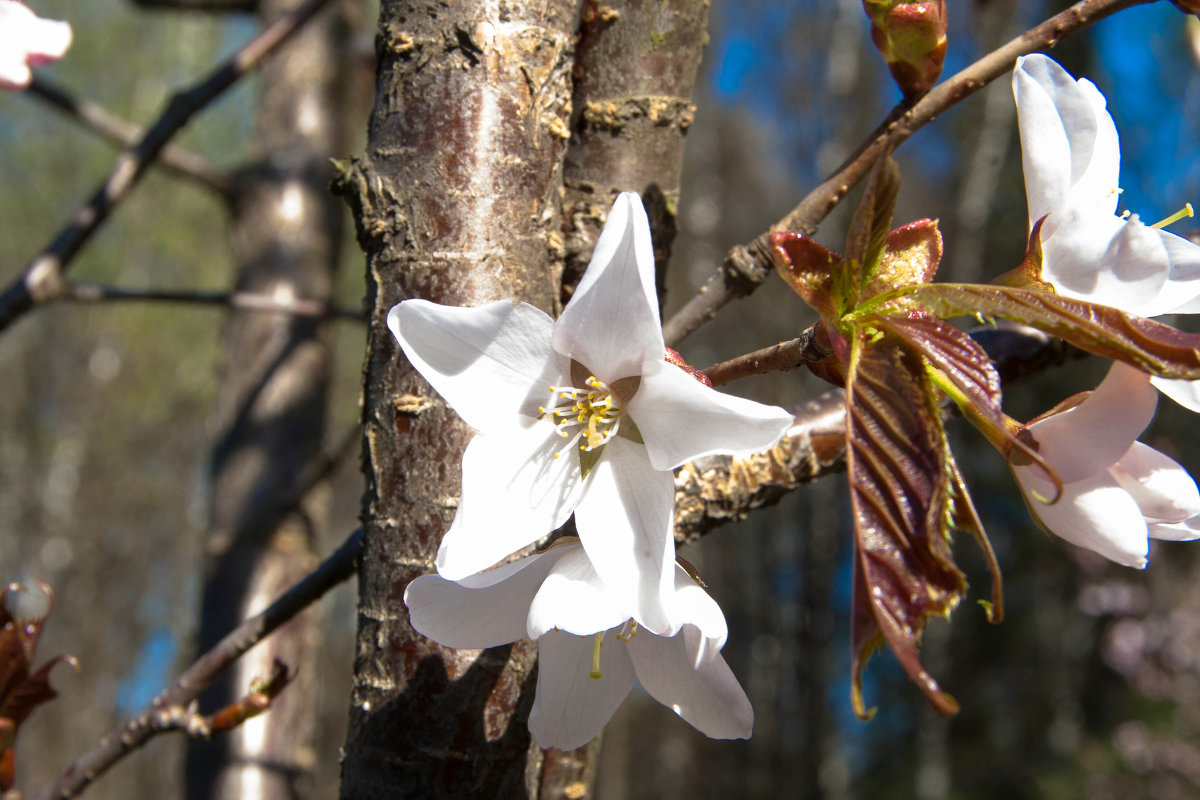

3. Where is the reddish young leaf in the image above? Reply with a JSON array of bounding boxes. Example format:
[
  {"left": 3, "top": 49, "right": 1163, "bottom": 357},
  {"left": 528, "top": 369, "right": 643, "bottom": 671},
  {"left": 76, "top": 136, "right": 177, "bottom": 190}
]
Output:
[
  {"left": 860, "top": 218, "right": 943, "bottom": 301},
  {"left": 844, "top": 156, "right": 902, "bottom": 312},
  {"left": 769, "top": 232, "right": 839, "bottom": 317},
  {"left": 867, "top": 283, "right": 1200, "bottom": 380},
  {"left": 845, "top": 336, "right": 964, "bottom": 719}
]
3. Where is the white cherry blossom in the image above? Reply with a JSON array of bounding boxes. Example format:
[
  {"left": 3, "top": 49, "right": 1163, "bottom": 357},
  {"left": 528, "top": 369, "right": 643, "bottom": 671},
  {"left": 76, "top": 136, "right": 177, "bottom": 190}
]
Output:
[
  {"left": 0, "top": 1, "right": 71, "bottom": 91},
  {"left": 388, "top": 192, "right": 793, "bottom": 635},
  {"left": 404, "top": 539, "right": 753, "bottom": 750},
  {"left": 1012, "top": 361, "right": 1200, "bottom": 568},
  {"left": 1014, "top": 53, "right": 1200, "bottom": 411}
]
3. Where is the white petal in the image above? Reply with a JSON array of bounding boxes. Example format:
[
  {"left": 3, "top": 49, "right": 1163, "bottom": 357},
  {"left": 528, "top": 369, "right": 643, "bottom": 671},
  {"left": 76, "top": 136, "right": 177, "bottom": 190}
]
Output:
[
  {"left": 627, "top": 626, "right": 753, "bottom": 741},
  {"left": 551, "top": 193, "right": 663, "bottom": 382},
  {"left": 1111, "top": 442, "right": 1200, "bottom": 524},
  {"left": 404, "top": 550, "right": 567, "bottom": 649},
  {"left": 1151, "top": 377, "right": 1200, "bottom": 414},
  {"left": 1026, "top": 361, "right": 1155, "bottom": 483},
  {"left": 1014, "top": 54, "right": 1120, "bottom": 224},
  {"left": 626, "top": 359, "right": 795, "bottom": 471},
  {"left": 388, "top": 299, "right": 568, "bottom": 433},
  {"left": 1041, "top": 212, "right": 1169, "bottom": 315},
  {"left": 1148, "top": 518, "right": 1200, "bottom": 542},
  {"left": 1014, "top": 465, "right": 1149, "bottom": 568},
  {"left": 0, "top": 3, "right": 71, "bottom": 90},
  {"left": 528, "top": 630, "right": 637, "bottom": 751},
  {"left": 527, "top": 544, "right": 632, "bottom": 638},
  {"left": 436, "top": 426, "right": 584, "bottom": 580},
  {"left": 667, "top": 565, "right": 729, "bottom": 656},
  {"left": 1150, "top": 230, "right": 1200, "bottom": 314},
  {"left": 573, "top": 436, "right": 677, "bottom": 636}
]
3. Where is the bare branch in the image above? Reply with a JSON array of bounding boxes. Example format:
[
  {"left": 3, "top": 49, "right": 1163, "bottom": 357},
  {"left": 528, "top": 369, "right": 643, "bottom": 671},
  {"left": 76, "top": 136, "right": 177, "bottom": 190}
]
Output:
[
  {"left": 661, "top": 0, "right": 1152, "bottom": 347},
  {"left": 25, "top": 77, "right": 235, "bottom": 199},
  {"left": 702, "top": 324, "right": 831, "bottom": 387},
  {"left": 27, "top": 529, "right": 362, "bottom": 800},
  {"left": 0, "top": 0, "right": 337, "bottom": 333},
  {"left": 61, "top": 282, "right": 363, "bottom": 322}
]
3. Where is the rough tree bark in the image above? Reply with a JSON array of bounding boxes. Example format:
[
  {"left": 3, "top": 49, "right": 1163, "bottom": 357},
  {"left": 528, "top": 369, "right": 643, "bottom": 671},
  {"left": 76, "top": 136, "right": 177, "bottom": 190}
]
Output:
[
  {"left": 186, "top": 1, "right": 347, "bottom": 797},
  {"left": 336, "top": 1, "right": 578, "bottom": 796},
  {"left": 560, "top": 0, "right": 710, "bottom": 305}
]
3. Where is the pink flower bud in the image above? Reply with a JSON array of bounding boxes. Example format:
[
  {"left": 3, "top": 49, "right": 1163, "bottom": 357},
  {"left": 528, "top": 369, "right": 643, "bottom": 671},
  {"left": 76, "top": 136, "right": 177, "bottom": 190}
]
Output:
[{"left": 862, "top": 0, "right": 947, "bottom": 99}]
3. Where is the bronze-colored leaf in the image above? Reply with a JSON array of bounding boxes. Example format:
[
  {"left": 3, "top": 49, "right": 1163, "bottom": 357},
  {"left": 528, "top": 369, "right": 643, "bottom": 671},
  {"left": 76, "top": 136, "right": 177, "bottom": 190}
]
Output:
[
  {"left": 845, "top": 155, "right": 901, "bottom": 308},
  {"left": 769, "top": 232, "right": 839, "bottom": 317},
  {"left": 948, "top": 459, "right": 1003, "bottom": 624},
  {"left": 846, "top": 335, "right": 964, "bottom": 719},
  {"left": 861, "top": 218, "right": 943, "bottom": 300},
  {"left": 867, "top": 283, "right": 1200, "bottom": 380},
  {"left": 992, "top": 215, "right": 1055, "bottom": 291}
]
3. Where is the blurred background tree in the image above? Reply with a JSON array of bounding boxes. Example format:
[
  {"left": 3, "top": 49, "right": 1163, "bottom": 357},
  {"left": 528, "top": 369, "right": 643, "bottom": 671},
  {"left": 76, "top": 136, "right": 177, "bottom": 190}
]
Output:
[{"left": 1, "top": 0, "right": 1198, "bottom": 798}]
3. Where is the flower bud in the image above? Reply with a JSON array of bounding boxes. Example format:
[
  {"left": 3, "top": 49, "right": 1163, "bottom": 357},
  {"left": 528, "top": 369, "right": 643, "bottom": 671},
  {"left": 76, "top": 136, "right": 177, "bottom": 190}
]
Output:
[{"left": 863, "top": 0, "right": 948, "bottom": 99}]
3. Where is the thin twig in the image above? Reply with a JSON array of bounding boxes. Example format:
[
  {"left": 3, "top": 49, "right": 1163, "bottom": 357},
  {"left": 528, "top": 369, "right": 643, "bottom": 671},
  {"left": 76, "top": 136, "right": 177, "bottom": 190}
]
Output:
[
  {"left": 0, "top": 0, "right": 336, "bottom": 334},
  {"left": 702, "top": 324, "right": 829, "bottom": 387},
  {"left": 661, "top": 0, "right": 1152, "bottom": 347},
  {"left": 25, "top": 77, "right": 235, "bottom": 199},
  {"left": 27, "top": 529, "right": 363, "bottom": 800},
  {"left": 62, "top": 282, "right": 364, "bottom": 322}
]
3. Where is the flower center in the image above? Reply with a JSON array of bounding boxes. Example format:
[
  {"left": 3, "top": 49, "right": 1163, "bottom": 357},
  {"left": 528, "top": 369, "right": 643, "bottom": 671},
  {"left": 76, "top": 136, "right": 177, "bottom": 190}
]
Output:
[
  {"left": 587, "top": 622, "right": 638, "bottom": 680},
  {"left": 541, "top": 375, "right": 623, "bottom": 456}
]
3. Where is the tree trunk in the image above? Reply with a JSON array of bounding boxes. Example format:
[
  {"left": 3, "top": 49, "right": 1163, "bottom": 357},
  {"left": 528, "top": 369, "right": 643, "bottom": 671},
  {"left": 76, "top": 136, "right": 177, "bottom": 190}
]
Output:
[
  {"left": 186, "top": 2, "right": 347, "bottom": 797},
  {"left": 338, "top": 1, "right": 577, "bottom": 796}
]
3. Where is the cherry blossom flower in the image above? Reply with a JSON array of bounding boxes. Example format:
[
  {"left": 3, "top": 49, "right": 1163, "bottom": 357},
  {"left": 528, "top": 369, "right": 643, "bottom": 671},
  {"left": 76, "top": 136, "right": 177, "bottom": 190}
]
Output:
[
  {"left": 0, "top": 1, "right": 72, "bottom": 91},
  {"left": 388, "top": 193, "right": 793, "bottom": 634},
  {"left": 404, "top": 539, "right": 753, "bottom": 750},
  {"left": 1011, "top": 361, "right": 1200, "bottom": 568},
  {"left": 1013, "top": 53, "right": 1200, "bottom": 411}
]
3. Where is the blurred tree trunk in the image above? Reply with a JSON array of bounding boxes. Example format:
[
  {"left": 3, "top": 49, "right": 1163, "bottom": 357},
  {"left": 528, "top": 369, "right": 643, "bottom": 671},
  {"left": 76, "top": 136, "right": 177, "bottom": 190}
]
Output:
[{"left": 186, "top": 1, "right": 348, "bottom": 798}]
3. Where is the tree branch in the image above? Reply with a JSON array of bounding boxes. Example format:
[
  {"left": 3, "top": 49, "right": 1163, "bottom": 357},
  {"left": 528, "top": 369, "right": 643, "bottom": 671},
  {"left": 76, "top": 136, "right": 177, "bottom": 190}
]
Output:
[
  {"left": 702, "top": 324, "right": 831, "bottom": 387},
  {"left": 675, "top": 323, "right": 1079, "bottom": 543},
  {"left": 25, "top": 77, "right": 235, "bottom": 199},
  {"left": 27, "top": 528, "right": 363, "bottom": 800},
  {"left": 0, "top": 0, "right": 336, "bottom": 334},
  {"left": 61, "top": 282, "right": 363, "bottom": 321},
  {"left": 661, "top": 0, "right": 1152, "bottom": 347}
]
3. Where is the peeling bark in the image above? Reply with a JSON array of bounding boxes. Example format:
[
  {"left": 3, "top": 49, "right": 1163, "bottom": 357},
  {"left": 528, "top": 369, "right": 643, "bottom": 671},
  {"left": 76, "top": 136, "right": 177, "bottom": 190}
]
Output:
[
  {"left": 560, "top": 0, "right": 710, "bottom": 305},
  {"left": 186, "top": 1, "right": 348, "bottom": 797},
  {"left": 339, "top": 1, "right": 578, "bottom": 797}
]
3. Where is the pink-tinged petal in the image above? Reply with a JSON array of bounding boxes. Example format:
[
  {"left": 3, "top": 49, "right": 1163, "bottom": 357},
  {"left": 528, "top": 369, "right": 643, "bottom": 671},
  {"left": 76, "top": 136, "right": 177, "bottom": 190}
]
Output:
[
  {"left": 667, "top": 565, "right": 728, "bottom": 657},
  {"left": 0, "top": 2, "right": 71, "bottom": 91},
  {"left": 528, "top": 630, "right": 637, "bottom": 751},
  {"left": 552, "top": 193, "right": 663, "bottom": 382},
  {"left": 527, "top": 544, "right": 632, "bottom": 638},
  {"left": 436, "top": 426, "right": 584, "bottom": 580},
  {"left": 1110, "top": 442, "right": 1200, "bottom": 524},
  {"left": 1014, "top": 54, "right": 1120, "bottom": 224},
  {"left": 1027, "top": 361, "right": 1156, "bottom": 483},
  {"left": 405, "top": 550, "right": 568, "bottom": 649},
  {"left": 1151, "top": 377, "right": 1200, "bottom": 413},
  {"left": 1148, "top": 518, "right": 1200, "bottom": 542},
  {"left": 574, "top": 436, "right": 676, "bottom": 636},
  {"left": 626, "top": 626, "right": 753, "bottom": 741},
  {"left": 1014, "top": 465, "right": 1149, "bottom": 568},
  {"left": 388, "top": 299, "right": 567, "bottom": 433},
  {"left": 626, "top": 359, "right": 794, "bottom": 471}
]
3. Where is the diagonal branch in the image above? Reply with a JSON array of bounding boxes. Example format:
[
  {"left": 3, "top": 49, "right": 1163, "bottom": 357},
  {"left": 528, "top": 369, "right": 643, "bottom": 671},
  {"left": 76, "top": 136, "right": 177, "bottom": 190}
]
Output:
[
  {"left": 25, "top": 528, "right": 363, "bottom": 800},
  {"left": 0, "top": 0, "right": 336, "bottom": 334},
  {"left": 661, "top": 0, "right": 1152, "bottom": 347},
  {"left": 25, "top": 77, "right": 235, "bottom": 199}
]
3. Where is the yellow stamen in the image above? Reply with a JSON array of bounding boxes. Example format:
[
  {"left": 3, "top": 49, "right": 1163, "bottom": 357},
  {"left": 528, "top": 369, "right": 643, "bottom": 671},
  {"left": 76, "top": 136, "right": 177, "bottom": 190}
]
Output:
[
  {"left": 1151, "top": 203, "right": 1194, "bottom": 230},
  {"left": 589, "top": 632, "right": 603, "bottom": 679}
]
